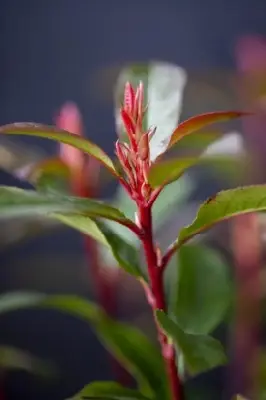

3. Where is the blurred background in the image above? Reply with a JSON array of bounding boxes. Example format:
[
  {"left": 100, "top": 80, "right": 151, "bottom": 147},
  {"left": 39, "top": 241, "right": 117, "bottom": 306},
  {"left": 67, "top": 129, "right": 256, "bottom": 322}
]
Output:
[{"left": 1, "top": 0, "right": 266, "bottom": 399}]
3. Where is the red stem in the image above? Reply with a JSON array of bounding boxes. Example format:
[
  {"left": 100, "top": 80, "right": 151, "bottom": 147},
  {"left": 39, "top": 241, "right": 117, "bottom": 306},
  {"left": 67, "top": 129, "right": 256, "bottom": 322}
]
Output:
[{"left": 139, "top": 204, "right": 183, "bottom": 400}]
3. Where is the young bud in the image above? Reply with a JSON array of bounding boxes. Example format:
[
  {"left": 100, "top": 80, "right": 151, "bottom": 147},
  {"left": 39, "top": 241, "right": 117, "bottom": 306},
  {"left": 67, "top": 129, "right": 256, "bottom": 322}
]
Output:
[
  {"left": 141, "top": 182, "right": 151, "bottom": 200},
  {"left": 120, "top": 108, "right": 135, "bottom": 135},
  {"left": 155, "top": 244, "right": 162, "bottom": 266},
  {"left": 115, "top": 140, "right": 127, "bottom": 166},
  {"left": 138, "top": 132, "right": 150, "bottom": 161},
  {"left": 134, "top": 81, "right": 144, "bottom": 120},
  {"left": 124, "top": 82, "right": 135, "bottom": 114}
]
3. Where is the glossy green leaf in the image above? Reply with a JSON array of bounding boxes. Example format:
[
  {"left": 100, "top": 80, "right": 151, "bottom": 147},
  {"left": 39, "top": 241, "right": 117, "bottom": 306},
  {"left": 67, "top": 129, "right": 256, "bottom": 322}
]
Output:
[
  {"left": 149, "top": 154, "right": 246, "bottom": 188},
  {"left": 0, "top": 186, "right": 130, "bottom": 224},
  {"left": 0, "top": 123, "right": 118, "bottom": 176},
  {"left": 176, "top": 131, "right": 221, "bottom": 151},
  {"left": 72, "top": 381, "right": 150, "bottom": 400},
  {"left": 156, "top": 311, "right": 227, "bottom": 375},
  {"left": 174, "top": 244, "right": 231, "bottom": 334},
  {"left": 0, "top": 346, "right": 53, "bottom": 377},
  {"left": 166, "top": 111, "right": 249, "bottom": 155},
  {"left": 55, "top": 215, "right": 109, "bottom": 246},
  {"left": 0, "top": 293, "right": 168, "bottom": 399},
  {"left": 29, "top": 157, "right": 72, "bottom": 194},
  {"left": 148, "top": 158, "right": 196, "bottom": 188},
  {"left": 96, "top": 221, "right": 142, "bottom": 277},
  {"left": 177, "top": 185, "right": 266, "bottom": 245}
]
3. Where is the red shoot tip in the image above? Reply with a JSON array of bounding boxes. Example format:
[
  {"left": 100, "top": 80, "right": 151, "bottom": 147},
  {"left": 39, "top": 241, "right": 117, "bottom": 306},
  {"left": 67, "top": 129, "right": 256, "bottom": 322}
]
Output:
[{"left": 117, "top": 82, "right": 154, "bottom": 204}]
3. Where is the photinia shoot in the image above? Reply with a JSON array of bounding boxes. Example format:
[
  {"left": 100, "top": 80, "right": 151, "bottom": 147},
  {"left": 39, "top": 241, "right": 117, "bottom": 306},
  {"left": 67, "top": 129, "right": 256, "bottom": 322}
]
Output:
[{"left": 0, "top": 80, "right": 261, "bottom": 400}]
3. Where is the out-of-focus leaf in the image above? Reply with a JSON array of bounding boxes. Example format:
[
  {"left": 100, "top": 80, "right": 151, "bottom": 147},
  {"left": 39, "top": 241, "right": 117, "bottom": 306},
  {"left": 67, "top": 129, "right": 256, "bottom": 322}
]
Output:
[
  {"left": 0, "top": 346, "right": 53, "bottom": 377},
  {"left": 0, "top": 292, "right": 44, "bottom": 314},
  {"left": 147, "top": 63, "right": 187, "bottom": 161},
  {"left": 166, "top": 111, "right": 249, "bottom": 156},
  {"left": 156, "top": 311, "right": 227, "bottom": 375},
  {"left": 0, "top": 186, "right": 131, "bottom": 225},
  {"left": 0, "top": 294, "right": 168, "bottom": 399},
  {"left": 257, "top": 350, "right": 266, "bottom": 399},
  {"left": 177, "top": 185, "right": 266, "bottom": 245},
  {"left": 0, "top": 123, "right": 118, "bottom": 176},
  {"left": 114, "top": 62, "right": 187, "bottom": 161},
  {"left": 173, "top": 244, "right": 231, "bottom": 334},
  {"left": 71, "top": 381, "right": 150, "bottom": 400},
  {"left": 29, "top": 157, "right": 72, "bottom": 194}
]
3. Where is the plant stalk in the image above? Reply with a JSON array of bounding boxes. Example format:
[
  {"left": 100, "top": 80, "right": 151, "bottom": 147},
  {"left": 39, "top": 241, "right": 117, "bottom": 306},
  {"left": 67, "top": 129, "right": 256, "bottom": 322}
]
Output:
[{"left": 139, "top": 205, "right": 183, "bottom": 400}]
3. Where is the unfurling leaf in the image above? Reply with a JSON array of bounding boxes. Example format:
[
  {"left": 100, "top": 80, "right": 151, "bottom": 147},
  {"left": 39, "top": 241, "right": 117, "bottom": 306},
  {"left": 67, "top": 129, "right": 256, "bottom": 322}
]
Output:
[
  {"left": 156, "top": 311, "right": 227, "bottom": 375},
  {"left": 0, "top": 123, "right": 118, "bottom": 176},
  {"left": 166, "top": 111, "right": 249, "bottom": 155},
  {"left": 174, "top": 244, "right": 231, "bottom": 334},
  {"left": 71, "top": 381, "right": 150, "bottom": 400},
  {"left": 177, "top": 185, "right": 266, "bottom": 245}
]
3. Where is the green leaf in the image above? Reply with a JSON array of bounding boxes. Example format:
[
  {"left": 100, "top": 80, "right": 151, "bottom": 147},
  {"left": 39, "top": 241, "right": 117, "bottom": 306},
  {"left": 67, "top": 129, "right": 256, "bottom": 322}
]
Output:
[
  {"left": 29, "top": 157, "right": 72, "bottom": 194},
  {"left": 0, "top": 123, "right": 118, "bottom": 176},
  {"left": 156, "top": 311, "right": 227, "bottom": 375},
  {"left": 0, "top": 293, "right": 168, "bottom": 399},
  {"left": 178, "top": 185, "right": 266, "bottom": 245},
  {"left": 54, "top": 215, "right": 142, "bottom": 277},
  {"left": 72, "top": 381, "right": 150, "bottom": 400},
  {"left": 0, "top": 346, "right": 53, "bottom": 377},
  {"left": 174, "top": 244, "right": 231, "bottom": 334},
  {"left": 114, "top": 62, "right": 187, "bottom": 161},
  {"left": 149, "top": 154, "right": 246, "bottom": 188},
  {"left": 0, "top": 292, "right": 44, "bottom": 314},
  {"left": 0, "top": 186, "right": 130, "bottom": 224},
  {"left": 175, "top": 131, "right": 221, "bottom": 151},
  {"left": 148, "top": 158, "right": 196, "bottom": 188},
  {"left": 166, "top": 111, "right": 249, "bottom": 156},
  {"left": 55, "top": 214, "right": 109, "bottom": 246},
  {"left": 95, "top": 221, "right": 142, "bottom": 277}
]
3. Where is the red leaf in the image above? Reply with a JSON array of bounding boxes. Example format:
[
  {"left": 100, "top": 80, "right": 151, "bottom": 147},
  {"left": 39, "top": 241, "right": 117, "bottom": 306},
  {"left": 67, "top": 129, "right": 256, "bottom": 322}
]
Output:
[{"left": 167, "top": 111, "right": 250, "bottom": 152}]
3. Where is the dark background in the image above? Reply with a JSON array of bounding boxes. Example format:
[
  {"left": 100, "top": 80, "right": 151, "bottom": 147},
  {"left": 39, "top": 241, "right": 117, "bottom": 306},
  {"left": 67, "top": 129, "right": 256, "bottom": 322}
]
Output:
[{"left": 0, "top": 1, "right": 266, "bottom": 399}]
